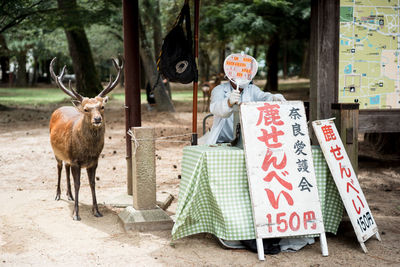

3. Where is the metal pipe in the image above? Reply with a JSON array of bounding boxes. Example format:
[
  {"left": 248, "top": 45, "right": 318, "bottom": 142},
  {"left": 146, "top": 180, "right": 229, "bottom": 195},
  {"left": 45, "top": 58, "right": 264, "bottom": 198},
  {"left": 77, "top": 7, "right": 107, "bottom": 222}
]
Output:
[{"left": 191, "top": 0, "right": 200, "bottom": 145}]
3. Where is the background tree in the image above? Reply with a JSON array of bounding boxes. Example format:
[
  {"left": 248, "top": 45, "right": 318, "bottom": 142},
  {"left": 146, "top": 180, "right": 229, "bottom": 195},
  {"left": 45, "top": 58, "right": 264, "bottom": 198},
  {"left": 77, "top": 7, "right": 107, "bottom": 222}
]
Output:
[
  {"left": 138, "top": 16, "right": 175, "bottom": 112},
  {"left": 56, "top": 0, "right": 103, "bottom": 97},
  {"left": 141, "top": 0, "right": 172, "bottom": 98},
  {"left": 200, "top": 0, "right": 310, "bottom": 91},
  {"left": 0, "top": 34, "right": 10, "bottom": 84},
  {"left": 1, "top": 0, "right": 120, "bottom": 96},
  {"left": 1, "top": 0, "right": 311, "bottom": 109}
]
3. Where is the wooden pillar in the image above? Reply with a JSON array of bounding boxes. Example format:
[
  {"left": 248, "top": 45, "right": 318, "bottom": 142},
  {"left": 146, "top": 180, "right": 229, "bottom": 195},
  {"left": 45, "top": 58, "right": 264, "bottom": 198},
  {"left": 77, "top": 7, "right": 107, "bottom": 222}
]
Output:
[
  {"left": 123, "top": 0, "right": 141, "bottom": 195},
  {"left": 310, "top": 0, "right": 339, "bottom": 142},
  {"left": 332, "top": 103, "right": 359, "bottom": 174}
]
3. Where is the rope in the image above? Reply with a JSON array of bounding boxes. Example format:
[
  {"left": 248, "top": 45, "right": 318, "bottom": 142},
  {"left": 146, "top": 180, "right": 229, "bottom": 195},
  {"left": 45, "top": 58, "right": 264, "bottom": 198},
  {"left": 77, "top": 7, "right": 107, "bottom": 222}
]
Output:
[
  {"left": 127, "top": 129, "right": 140, "bottom": 155},
  {"left": 127, "top": 130, "right": 191, "bottom": 154}
]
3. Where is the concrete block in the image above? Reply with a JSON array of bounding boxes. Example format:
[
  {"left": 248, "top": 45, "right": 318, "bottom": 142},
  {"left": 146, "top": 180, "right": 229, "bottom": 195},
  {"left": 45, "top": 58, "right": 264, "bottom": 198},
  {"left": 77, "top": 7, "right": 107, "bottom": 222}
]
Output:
[
  {"left": 105, "top": 193, "right": 174, "bottom": 210},
  {"left": 118, "top": 206, "right": 173, "bottom": 231},
  {"left": 132, "top": 127, "right": 156, "bottom": 210},
  {"left": 103, "top": 193, "right": 132, "bottom": 208}
]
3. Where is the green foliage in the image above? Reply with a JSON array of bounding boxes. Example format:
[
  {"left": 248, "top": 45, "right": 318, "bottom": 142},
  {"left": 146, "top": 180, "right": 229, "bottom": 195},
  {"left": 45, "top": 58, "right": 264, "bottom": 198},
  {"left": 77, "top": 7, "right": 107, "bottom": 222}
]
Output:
[
  {"left": 199, "top": 0, "right": 310, "bottom": 77},
  {"left": 0, "top": 0, "right": 56, "bottom": 34},
  {"left": 1, "top": 0, "right": 311, "bottom": 93}
]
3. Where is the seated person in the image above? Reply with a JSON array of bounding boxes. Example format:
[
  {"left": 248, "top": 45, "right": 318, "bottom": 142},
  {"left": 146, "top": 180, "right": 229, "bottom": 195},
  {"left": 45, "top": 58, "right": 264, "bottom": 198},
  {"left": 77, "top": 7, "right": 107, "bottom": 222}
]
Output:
[
  {"left": 202, "top": 77, "right": 286, "bottom": 145},
  {"left": 200, "top": 55, "right": 315, "bottom": 253}
]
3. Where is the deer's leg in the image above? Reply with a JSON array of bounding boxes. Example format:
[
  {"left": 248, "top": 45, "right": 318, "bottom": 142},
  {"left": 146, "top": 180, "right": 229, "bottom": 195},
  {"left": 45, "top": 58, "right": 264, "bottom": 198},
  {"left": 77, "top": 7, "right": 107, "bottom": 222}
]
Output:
[
  {"left": 87, "top": 164, "right": 102, "bottom": 217},
  {"left": 55, "top": 158, "right": 62, "bottom": 201},
  {"left": 65, "top": 164, "right": 74, "bottom": 201},
  {"left": 71, "top": 165, "right": 81, "bottom": 221}
]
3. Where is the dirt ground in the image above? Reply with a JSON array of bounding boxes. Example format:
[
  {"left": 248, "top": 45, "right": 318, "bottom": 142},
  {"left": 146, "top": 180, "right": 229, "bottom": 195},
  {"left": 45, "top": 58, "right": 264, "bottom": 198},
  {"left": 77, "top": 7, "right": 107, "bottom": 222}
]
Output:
[{"left": 0, "top": 93, "right": 399, "bottom": 266}]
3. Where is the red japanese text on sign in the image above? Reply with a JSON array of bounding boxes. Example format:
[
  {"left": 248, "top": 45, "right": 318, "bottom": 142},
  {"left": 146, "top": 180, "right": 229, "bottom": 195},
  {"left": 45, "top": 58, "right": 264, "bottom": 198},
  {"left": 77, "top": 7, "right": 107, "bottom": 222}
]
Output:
[
  {"left": 313, "top": 119, "right": 378, "bottom": 238},
  {"left": 255, "top": 104, "right": 294, "bottom": 210},
  {"left": 321, "top": 125, "right": 336, "bottom": 142},
  {"left": 242, "top": 101, "right": 325, "bottom": 239},
  {"left": 256, "top": 103, "right": 284, "bottom": 126}
]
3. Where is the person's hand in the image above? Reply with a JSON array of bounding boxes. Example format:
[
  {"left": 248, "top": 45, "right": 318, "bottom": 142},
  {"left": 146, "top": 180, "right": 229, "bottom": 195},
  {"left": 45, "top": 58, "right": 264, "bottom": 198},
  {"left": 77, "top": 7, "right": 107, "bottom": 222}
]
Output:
[
  {"left": 228, "top": 89, "right": 241, "bottom": 107},
  {"left": 272, "top": 93, "right": 286, "bottom": 102}
]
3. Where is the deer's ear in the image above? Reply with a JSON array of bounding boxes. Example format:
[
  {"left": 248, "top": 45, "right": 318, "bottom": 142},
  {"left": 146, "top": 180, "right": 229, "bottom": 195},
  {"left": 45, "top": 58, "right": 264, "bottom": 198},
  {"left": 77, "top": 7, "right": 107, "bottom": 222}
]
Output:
[
  {"left": 102, "top": 96, "right": 109, "bottom": 105},
  {"left": 71, "top": 100, "right": 82, "bottom": 108}
]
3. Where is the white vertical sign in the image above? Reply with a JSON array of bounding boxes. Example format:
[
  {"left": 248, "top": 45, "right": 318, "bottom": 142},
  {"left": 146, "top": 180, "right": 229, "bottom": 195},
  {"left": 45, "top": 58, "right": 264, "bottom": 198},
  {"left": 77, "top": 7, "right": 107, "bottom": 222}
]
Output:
[
  {"left": 241, "top": 101, "right": 328, "bottom": 260},
  {"left": 312, "top": 119, "right": 381, "bottom": 253}
]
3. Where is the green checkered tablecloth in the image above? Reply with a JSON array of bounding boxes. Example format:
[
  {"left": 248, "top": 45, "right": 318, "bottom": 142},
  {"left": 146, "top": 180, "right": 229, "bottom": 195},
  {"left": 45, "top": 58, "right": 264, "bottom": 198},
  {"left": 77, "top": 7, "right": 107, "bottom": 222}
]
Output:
[{"left": 171, "top": 144, "right": 343, "bottom": 241}]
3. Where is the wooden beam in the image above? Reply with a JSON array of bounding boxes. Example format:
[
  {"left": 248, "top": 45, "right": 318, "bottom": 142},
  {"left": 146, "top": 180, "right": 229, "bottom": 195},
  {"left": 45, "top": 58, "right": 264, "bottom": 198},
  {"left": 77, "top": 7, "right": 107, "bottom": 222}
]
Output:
[
  {"left": 332, "top": 103, "right": 359, "bottom": 174},
  {"left": 359, "top": 110, "right": 400, "bottom": 133}
]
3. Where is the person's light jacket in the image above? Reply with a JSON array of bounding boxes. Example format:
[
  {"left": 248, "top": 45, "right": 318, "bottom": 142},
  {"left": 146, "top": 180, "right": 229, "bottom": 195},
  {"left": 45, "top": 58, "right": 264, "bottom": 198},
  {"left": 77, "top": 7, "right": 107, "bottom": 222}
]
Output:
[{"left": 201, "top": 82, "right": 282, "bottom": 144}]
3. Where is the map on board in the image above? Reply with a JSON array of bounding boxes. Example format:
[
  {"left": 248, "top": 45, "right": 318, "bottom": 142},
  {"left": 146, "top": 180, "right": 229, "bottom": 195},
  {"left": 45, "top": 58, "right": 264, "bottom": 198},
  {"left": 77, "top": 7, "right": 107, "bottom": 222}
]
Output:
[{"left": 339, "top": 0, "right": 400, "bottom": 109}]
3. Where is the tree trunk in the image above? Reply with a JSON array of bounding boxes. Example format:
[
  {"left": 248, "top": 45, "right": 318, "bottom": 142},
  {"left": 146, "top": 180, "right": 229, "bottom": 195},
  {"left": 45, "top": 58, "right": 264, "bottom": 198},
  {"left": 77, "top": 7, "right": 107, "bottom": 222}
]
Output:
[
  {"left": 152, "top": 0, "right": 171, "bottom": 98},
  {"left": 139, "top": 17, "right": 174, "bottom": 112},
  {"left": 151, "top": 0, "right": 162, "bottom": 58},
  {"left": 0, "top": 34, "right": 9, "bottom": 83},
  {"left": 299, "top": 40, "right": 310, "bottom": 78},
  {"left": 218, "top": 43, "right": 226, "bottom": 75},
  {"left": 264, "top": 34, "right": 280, "bottom": 92},
  {"left": 16, "top": 51, "right": 27, "bottom": 87},
  {"left": 282, "top": 41, "right": 288, "bottom": 79},
  {"left": 199, "top": 47, "right": 211, "bottom": 82},
  {"left": 253, "top": 44, "right": 258, "bottom": 60},
  {"left": 57, "top": 0, "right": 102, "bottom": 97},
  {"left": 31, "top": 55, "right": 38, "bottom": 86},
  {"left": 42, "top": 58, "right": 52, "bottom": 84},
  {"left": 0, "top": 56, "right": 9, "bottom": 83},
  {"left": 142, "top": 0, "right": 171, "bottom": 99}
]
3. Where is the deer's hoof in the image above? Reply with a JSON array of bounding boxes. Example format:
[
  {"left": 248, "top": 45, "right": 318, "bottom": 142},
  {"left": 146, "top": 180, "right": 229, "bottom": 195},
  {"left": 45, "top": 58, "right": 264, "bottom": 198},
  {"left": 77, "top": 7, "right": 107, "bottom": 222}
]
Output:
[
  {"left": 73, "top": 215, "right": 81, "bottom": 221},
  {"left": 93, "top": 210, "right": 103, "bottom": 217},
  {"left": 67, "top": 193, "right": 74, "bottom": 201},
  {"left": 55, "top": 194, "right": 60, "bottom": 201},
  {"left": 94, "top": 211, "right": 103, "bottom": 218}
]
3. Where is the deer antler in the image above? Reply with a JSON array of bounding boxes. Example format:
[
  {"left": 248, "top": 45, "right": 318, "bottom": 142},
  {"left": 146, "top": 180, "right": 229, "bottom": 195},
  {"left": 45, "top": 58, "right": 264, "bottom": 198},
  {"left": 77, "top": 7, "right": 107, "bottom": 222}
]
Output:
[
  {"left": 97, "top": 57, "right": 124, "bottom": 98},
  {"left": 50, "top": 58, "right": 84, "bottom": 102}
]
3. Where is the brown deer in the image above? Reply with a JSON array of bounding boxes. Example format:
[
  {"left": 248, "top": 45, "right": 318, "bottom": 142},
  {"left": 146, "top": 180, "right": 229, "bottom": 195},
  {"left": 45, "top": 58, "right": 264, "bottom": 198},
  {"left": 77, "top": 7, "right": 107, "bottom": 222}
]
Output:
[
  {"left": 49, "top": 57, "right": 123, "bottom": 221},
  {"left": 201, "top": 73, "right": 223, "bottom": 112}
]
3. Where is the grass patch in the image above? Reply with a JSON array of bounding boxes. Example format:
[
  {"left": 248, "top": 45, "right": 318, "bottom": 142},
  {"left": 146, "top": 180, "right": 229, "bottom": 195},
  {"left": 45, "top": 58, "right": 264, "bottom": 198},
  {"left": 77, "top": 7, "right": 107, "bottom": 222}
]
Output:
[
  {"left": 0, "top": 88, "right": 68, "bottom": 105},
  {"left": 0, "top": 80, "right": 308, "bottom": 106},
  {"left": 0, "top": 87, "right": 204, "bottom": 106},
  {"left": 113, "top": 90, "right": 202, "bottom": 103}
]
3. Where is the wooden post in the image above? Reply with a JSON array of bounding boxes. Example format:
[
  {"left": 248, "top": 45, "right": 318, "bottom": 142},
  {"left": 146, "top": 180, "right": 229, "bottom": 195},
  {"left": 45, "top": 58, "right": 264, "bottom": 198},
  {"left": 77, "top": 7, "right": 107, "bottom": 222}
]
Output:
[
  {"left": 123, "top": 0, "right": 141, "bottom": 195},
  {"left": 332, "top": 103, "right": 359, "bottom": 174},
  {"left": 310, "top": 0, "right": 339, "bottom": 142},
  {"left": 191, "top": 0, "right": 200, "bottom": 145}
]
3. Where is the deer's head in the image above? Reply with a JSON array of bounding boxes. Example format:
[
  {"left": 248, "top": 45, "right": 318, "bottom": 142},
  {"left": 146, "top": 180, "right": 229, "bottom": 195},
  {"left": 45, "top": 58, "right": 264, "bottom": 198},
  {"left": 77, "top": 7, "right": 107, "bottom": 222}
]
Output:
[{"left": 50, "top": 57, "right": 123, "bottom": 127}]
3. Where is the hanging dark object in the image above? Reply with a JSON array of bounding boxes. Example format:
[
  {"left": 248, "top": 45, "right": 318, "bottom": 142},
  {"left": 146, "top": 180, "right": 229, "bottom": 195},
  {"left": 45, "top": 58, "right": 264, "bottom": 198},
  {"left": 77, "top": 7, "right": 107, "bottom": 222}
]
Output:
[{"left": 157, "top": 1, "right": 198, "bottom": 84}]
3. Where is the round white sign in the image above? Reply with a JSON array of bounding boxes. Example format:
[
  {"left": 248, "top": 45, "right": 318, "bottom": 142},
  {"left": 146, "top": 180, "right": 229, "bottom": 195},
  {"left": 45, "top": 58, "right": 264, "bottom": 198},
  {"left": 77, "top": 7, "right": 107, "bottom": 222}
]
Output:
[{"left": 223, "top": 53, "right": 258, "bottom": 86}]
